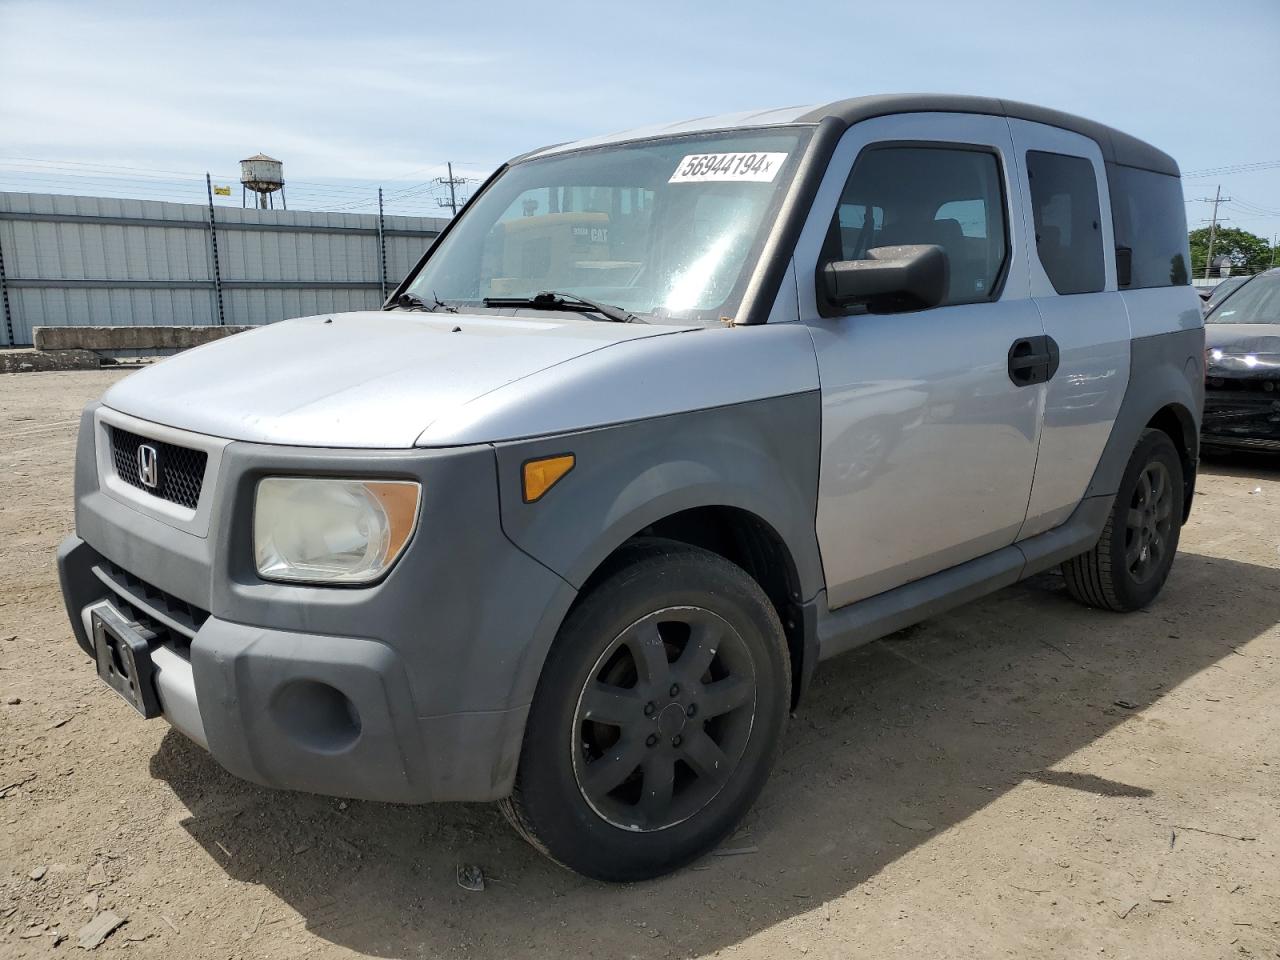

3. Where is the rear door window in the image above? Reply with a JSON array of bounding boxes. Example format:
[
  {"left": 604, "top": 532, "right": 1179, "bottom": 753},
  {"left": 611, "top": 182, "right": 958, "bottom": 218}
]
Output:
[{"left": 1026, "top": 151, "right": 1106, "bottom": 295}]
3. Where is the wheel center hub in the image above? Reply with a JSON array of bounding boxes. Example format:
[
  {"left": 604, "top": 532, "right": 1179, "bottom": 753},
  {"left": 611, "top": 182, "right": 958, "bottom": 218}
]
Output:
[{"left": 656, "top": 702, "right": 687, "bottom": 738}]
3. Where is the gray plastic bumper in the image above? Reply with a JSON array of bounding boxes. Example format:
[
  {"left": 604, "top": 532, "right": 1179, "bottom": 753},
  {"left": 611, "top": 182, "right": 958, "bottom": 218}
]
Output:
[
  {"left": 57, "top": 410, "right": 580, "bottom": 804},
  {"left": 150, "top": 643, "right": 207, "bottom": 748},
  {"left": 189, "top": 615, "right": 528, "bottom": 804},
  {"left": 57, "top": 407, "right": 590, "bottom": 804},
  {"left": 59, "top": 532, "right": 538, "bottom": 803},
  {"left": 80, "top": 598, "right": 209, "bottom": 749}
]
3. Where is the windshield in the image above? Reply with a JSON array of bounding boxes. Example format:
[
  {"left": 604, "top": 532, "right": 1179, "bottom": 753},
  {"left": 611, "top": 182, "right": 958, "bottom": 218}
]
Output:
[
  {"left": 1205, "top": 276, "right": 1246, "bottom": 309},
  {"left": 1207, "top": 273, "right": 1280, "bottom": 325},
  {"left": 404, "top": 128, "right": 812, "bottom": 323}
]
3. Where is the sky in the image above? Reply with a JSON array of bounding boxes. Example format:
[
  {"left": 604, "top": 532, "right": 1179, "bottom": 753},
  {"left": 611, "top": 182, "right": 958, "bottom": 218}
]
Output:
[{"left": 1, "top": 0, "right": 1279, "bottom": 234}]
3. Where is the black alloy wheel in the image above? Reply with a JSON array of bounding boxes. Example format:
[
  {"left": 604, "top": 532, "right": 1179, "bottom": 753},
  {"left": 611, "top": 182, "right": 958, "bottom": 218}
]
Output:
[
  {"left": 1062, "top": 428, "right": 1184, "bottom": 612},
  {"left": 572, "top": 606, "right": 757, "bottom": 832},
  {"left": 1124, "top": 460, "right": 1175, "bottom": 585},
  {"left": 500, "top": 539, "right": 790, "bottom": 881}
]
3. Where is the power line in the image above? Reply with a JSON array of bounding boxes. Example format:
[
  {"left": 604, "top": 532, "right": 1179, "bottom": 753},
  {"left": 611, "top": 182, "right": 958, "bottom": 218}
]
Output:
[
  {"left": 1231, "top": 194, "right": 1280, "bottom": 217},
  {"left": 322, "top": 181, "right": 445, "bottom": 212},
  {"left": 381, "top": 180, "right": 447, "bottom": 203},
  {"left": 1182, "top": 159, "right": 1280, "bottom": 179},
  {"left": 0, "top": 156, "right": 471, "bottom": 202},
  {"left": 0, "top": 160, "right": 480, "bottom": 219},
  {"left": 1, "top": 155, "right": 498, "bottom": 190},
  {"left": 0, "top": 172, "right": 212, "bottom": 199},
  {"left": 434, "top": 163, "right": 470, "bottom": 216},
  {"left": 0, "top": 156, "right": 232, "bottom": 181}
]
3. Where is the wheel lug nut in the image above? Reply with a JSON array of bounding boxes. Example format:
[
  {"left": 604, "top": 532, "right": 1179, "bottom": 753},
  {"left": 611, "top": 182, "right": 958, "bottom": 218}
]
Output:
[
  {"left": 669, "top": 683, "right": 680, "bottom": 697},
  {"left": 671, "top": 734, "right": 682, "bottom": 747},
  {"left": 686, "top": 704, "right": 697, "bottom": 717},
  {"left": 645, "top": 734, "right": 658, "bottom": 747},
  {"left": 643, "top": 702, "right": 655, "bottom": 717}
]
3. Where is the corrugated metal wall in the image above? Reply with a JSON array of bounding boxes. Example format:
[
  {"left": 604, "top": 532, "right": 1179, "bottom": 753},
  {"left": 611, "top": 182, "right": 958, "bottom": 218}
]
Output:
[{"left": 0, "top": 192, "right": 447, "bottom": 346}]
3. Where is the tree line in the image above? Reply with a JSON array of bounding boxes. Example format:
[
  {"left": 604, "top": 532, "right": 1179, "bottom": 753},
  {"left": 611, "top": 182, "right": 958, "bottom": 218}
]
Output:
[{"left": 1188, "top": 226, "right": 1277, "bottom": 277}]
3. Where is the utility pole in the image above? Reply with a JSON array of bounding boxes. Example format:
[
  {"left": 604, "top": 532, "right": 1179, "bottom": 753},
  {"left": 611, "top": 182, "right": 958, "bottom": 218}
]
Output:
[
  {"left": 434, "top": 163, "right": 469, "bottom": 216},
  {"left": 1197, "top": 185, "right": 1232, "bottom": 280}
]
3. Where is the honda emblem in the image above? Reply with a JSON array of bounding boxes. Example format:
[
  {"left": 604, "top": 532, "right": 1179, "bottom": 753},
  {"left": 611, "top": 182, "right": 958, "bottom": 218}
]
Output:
[{"left": 137, "top": 444, "right": 159, "bottom": 489}]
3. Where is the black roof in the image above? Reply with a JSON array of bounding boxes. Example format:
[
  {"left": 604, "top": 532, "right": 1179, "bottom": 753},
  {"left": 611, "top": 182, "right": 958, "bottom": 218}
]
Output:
[{"left": 798, "top": 94, "right": 1179, "bottom": 177}]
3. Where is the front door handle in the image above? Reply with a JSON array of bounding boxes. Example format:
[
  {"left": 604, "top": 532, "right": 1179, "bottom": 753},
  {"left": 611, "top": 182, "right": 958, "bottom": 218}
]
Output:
[{"left": 1008, "top": 335, "right": 1060, "bottom": 387}]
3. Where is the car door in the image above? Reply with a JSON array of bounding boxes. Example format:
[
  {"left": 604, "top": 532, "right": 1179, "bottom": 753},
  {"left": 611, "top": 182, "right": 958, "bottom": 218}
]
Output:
[
  {"left": 793, "top": 113, "right": 1046, "bottom": 608},
  {"left": 1006, "top": 120, "right": 1131, "bottom": 537}
]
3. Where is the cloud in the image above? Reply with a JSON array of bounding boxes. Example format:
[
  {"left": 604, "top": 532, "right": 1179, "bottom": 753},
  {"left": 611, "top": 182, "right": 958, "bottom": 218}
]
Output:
[
  {"left": 2, "top": 0, "right": 1278, "bottom": 221},
  {"left": 0, "top": 1, "right": 508, "bottom": 178}
]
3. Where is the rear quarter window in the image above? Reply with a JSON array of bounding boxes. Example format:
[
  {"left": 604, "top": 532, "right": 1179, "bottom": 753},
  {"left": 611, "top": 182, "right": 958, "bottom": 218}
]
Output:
[
  {"left": 1107, "top": 163, "right": 1191, "bottom": 289},
  {"left": 1026, "top": 150, "right": 1106, "bottom": 295}
]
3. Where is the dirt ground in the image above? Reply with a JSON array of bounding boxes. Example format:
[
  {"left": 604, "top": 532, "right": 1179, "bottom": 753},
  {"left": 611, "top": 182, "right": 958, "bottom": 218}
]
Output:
[{"left": 0, "top": 368, "right": 1277, "bottom": 960}]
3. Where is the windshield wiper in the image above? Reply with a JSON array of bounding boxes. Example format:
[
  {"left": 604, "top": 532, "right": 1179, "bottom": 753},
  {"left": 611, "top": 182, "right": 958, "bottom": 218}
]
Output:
[
  {"left": 388, "top": 290, "right": 460, "bottom": 314},
  {"left": 387, "top": 291, "right": 432, "bottom": 311},
  {"left": 482, "top": 291, "right": 642, "bottom": 324}
]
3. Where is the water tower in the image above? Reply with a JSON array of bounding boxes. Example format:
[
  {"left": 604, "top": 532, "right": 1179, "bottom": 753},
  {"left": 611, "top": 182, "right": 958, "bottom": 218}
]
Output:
[{"left": 239, "top": 154, "right": 286, "bottom": 209}]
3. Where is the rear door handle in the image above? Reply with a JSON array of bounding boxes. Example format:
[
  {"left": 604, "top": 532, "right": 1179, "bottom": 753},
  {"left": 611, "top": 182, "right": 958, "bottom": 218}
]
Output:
[{"left": 1008, "top": 335, "right": 1060, "bottom": 387}]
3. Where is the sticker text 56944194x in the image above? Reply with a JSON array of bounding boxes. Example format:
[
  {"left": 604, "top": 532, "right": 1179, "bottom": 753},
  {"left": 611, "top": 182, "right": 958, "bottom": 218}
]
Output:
[{"left": 669, "top": 152, "right": 789, "bottom": 184}]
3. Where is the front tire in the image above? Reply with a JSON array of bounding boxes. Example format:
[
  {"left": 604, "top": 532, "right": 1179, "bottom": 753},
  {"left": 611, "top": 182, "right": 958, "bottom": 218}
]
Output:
[
  {"left": 1062, "top": 428, "right": 1184, "bottom": 611},
  {"left": 500, "top": 539, "right": 790, "bottom": 881}
]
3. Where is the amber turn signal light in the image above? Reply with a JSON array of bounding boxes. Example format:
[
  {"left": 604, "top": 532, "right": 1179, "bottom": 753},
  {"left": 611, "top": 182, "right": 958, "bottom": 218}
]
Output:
[{"left": 523, "top": 453, "right": 575, "bottom": 503}]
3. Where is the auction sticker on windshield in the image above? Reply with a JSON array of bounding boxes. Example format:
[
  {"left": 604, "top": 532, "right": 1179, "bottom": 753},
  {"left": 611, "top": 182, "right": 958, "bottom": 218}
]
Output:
[{"left": 669, "top": 152, "right": 788, "bottom": 184}]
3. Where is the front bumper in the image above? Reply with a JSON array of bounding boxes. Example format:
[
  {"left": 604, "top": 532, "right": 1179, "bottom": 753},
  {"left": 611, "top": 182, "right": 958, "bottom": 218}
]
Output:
[
  {"left": 58, "top": 406, "right": 578, "bottom": 804},
  {"left": 1203, "top": 387, "right": 1280, "bottom": 451},
  {"left": 58, "top": 534, "right": 553, "bottom": 803}
]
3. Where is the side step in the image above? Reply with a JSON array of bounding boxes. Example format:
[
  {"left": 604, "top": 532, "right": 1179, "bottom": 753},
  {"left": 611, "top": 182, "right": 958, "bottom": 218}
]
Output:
[{"left": 814, "top": 495, "right": 1113, "bottom": 660}]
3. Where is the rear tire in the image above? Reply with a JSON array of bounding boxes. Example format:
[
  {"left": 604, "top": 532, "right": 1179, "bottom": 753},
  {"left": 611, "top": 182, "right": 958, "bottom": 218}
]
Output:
[
  {"left": 1062, "top": 428, "right": 1183, "bottom": 612},
  {"left": 500, "top": 538, "right": 790, "bottom": 881}
]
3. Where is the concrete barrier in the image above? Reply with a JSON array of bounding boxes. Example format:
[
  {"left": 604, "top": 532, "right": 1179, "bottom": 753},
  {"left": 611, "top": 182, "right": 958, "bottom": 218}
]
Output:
[
  {"left": 0, "top": 348, "right": 104, "bottom": 374},
  {"left": 32, "top": 325, "right": 254, "bottom": 352}
]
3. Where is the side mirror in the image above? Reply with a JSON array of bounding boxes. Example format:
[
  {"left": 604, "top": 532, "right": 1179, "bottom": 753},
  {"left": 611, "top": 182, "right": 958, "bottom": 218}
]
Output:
[{"left": 821, "top": 244, "right": 949, "bottom": 313}]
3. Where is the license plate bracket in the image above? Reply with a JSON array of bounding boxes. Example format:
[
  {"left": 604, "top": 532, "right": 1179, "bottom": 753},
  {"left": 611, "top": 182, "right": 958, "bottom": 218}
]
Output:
[{"left": 90, "top": 603, "right": 162, "bottom": 718}]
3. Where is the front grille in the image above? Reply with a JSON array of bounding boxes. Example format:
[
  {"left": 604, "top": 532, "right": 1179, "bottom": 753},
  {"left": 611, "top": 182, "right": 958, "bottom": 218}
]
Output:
[
  {"left": 1205, "top": 376, "right": 1279, "bottom": 394},
  {"left": 93, "top": 561, "right": 210, "bottom": 644},
  {"left": 109, "top": 426, "right": 207, "bottom": 509},
  {"left": 1205, "top": 389, "right": 1280, "bottom": 414}
]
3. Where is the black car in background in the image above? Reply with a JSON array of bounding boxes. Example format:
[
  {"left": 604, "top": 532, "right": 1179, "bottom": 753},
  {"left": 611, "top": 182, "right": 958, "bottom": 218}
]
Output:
[
  {"left": 1203, "top": 269, "right": 1280, "bottom": 451},
  {"left": 1203, "top": 275, "right": 1249, "bottom": 312}
]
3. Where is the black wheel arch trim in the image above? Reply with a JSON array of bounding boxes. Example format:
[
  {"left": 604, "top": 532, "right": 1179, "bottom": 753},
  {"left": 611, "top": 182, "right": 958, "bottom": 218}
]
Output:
[
  {"left": 493, "top": 393, "right": 824, "bottom": 598},
  {"left": 493, "top": 392, "right": 824, "bottom": 708},
  {"left": 1086, "top": 327, "right": 1204, "bottom": 521}
]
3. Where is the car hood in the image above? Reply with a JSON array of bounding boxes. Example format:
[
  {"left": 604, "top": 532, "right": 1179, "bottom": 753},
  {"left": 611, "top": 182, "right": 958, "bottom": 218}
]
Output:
[
  {"left": 1205, "top": 323, "right": 1280, "bottom": 378},
  {"left": 102, "top": 311, "right": 696, "bottom": 447}
]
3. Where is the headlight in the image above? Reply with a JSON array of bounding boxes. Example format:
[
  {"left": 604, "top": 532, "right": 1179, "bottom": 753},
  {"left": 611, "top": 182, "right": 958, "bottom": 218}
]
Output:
[{"left": 254, "top": 477, "right": 421, "bottom": 584}]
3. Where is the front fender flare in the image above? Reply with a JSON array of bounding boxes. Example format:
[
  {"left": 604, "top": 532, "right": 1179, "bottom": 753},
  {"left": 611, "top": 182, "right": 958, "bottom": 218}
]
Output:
[{"left": 493, "top": 392, "right": 824, "bottom": 705}]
